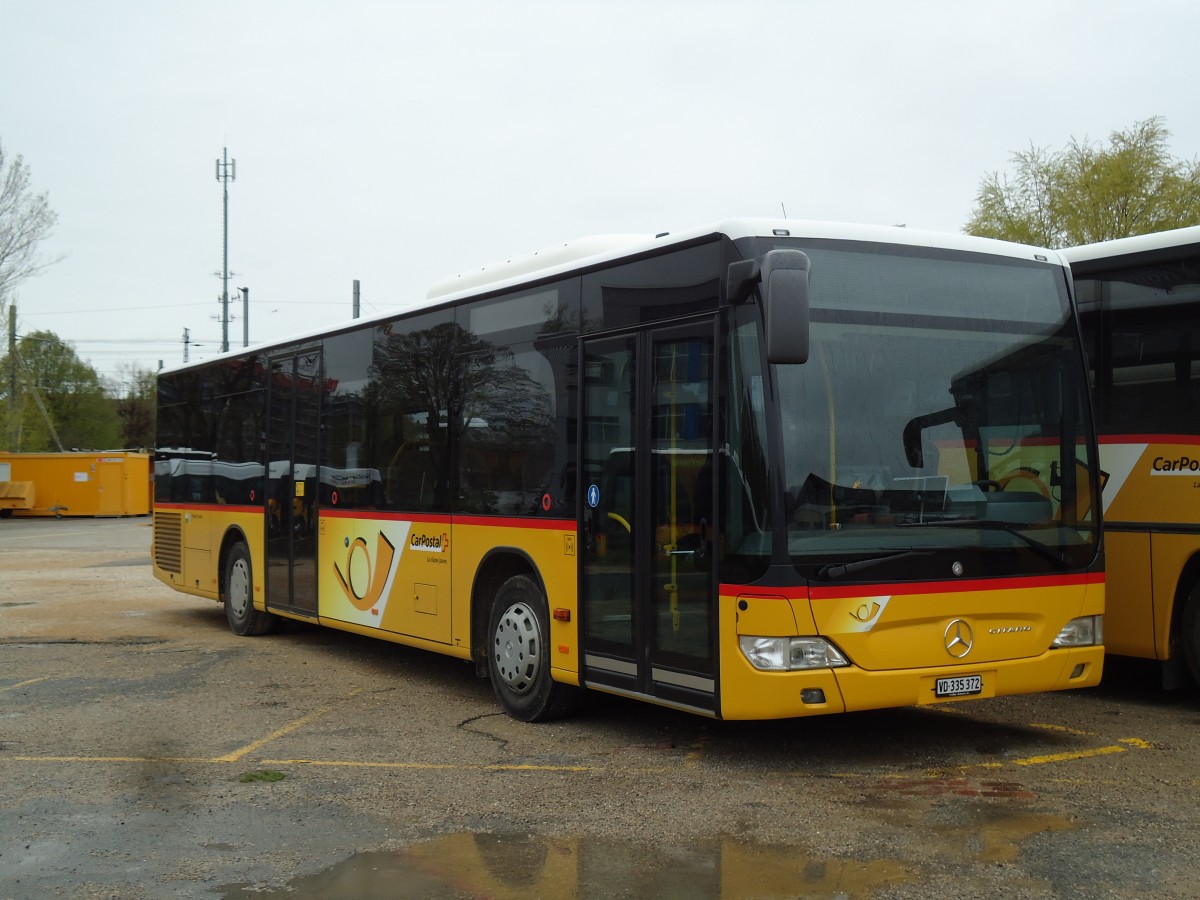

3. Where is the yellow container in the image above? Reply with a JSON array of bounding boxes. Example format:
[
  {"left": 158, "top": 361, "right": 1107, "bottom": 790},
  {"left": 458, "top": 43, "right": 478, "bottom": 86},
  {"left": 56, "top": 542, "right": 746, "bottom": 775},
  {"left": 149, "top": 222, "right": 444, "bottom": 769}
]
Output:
[{"left": 0, "top": 452, "right": 150, "bottom": 517}]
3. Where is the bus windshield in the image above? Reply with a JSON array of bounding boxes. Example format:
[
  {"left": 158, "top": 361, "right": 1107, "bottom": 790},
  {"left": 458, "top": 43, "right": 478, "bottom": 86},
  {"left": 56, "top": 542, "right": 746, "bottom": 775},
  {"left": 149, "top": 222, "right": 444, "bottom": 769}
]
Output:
[{"left": 772, "top": 243, "right": 1099, "bottom": 580}]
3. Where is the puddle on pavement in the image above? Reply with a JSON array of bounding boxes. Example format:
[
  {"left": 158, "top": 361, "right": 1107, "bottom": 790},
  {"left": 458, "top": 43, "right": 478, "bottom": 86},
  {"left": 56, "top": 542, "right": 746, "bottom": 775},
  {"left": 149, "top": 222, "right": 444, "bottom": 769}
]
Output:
[
  {"left": 222, "top": 832, "right": 915, "bottom": 899},
  {"left": 933, "top": 808, "right": 1075, "bottom": 865},
  {"left": 222, "top": 805, "right": 1079, "bottom": 898}
]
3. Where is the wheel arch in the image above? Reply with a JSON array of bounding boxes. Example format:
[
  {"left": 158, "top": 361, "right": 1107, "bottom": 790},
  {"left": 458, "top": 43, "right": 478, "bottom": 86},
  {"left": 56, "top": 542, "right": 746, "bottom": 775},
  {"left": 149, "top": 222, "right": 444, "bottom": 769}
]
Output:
[
  {"left": 217, "top": 525, "right": 253, "bottom": 603},
  {"left": 1169, "top": 552, "right": 1200, "bottom": 646},
  {"left": 1162, "top": 550, "right": 1200, "bottom": 688},
  {"left": 470, "top": 547, "right": 544, "bottom": 677}
]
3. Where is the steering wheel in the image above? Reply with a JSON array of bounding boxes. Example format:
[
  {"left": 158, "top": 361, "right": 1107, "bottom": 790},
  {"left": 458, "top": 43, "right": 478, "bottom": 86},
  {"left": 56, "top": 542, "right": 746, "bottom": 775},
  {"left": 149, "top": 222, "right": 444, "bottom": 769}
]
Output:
[{"left": 998, "top": 467, "right": 1050, "bottom": 498}]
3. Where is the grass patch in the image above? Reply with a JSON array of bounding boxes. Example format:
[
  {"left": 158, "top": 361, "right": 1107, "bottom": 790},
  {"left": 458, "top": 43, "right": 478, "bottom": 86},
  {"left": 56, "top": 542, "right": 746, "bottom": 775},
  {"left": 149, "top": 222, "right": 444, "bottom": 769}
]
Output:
[{"left": 239, "top": 770, "right": 286, "bottom": 783}]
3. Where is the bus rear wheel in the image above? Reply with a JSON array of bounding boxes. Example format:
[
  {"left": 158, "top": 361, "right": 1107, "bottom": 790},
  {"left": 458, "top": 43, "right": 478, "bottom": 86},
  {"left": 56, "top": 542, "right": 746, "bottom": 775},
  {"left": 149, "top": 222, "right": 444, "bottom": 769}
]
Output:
[
  {"left": 487, "top": 574, "right": 578, "bottom": 722},
  {"left": 225, "top": 541, "right": 278, "bottom": 636},
  {"left": 1182, "top": 583, "right": 1200, "bottom": 688}
]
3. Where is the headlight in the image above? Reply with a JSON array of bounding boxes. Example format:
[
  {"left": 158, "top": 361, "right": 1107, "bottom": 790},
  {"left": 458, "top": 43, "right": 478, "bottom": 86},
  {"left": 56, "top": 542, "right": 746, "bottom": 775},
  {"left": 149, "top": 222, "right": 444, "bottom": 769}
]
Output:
[
  {"left": 739, "top": 636, "right": 849, "bottom": 671},
  {"left": 1051, "top": 615, "right": 1104, "bottom": 648}
]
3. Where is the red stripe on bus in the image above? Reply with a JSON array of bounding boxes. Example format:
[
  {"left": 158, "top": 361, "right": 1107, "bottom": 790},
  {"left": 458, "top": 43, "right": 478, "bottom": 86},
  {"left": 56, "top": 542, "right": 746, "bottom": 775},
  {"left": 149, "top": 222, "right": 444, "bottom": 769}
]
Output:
[
  {"left": 720, "top": 573, "right": 1102, "bottom": 601},
  {"left": 719, "top": 585, "right": 806, "bottom": 600},
  {"left": 317, "top": 509, "right": 574, "bottom": 531},
  {"left": 155, "top": 503, "right": 575, "bottom": 532},
  {"left": 454, "top": 515, "right": 575, "bottom": 531},
  {"left": 153, "top": 503, "right": 261, "bottom": 515},
  {"left": 1099, "top": 434, "right": 1200, "bottom": 445},
  {"left": 808, "top": 572, "right": 1103, "bottom": 600},
  {"left": 319, "top": 508, "right": 453, "bottom": 524}
]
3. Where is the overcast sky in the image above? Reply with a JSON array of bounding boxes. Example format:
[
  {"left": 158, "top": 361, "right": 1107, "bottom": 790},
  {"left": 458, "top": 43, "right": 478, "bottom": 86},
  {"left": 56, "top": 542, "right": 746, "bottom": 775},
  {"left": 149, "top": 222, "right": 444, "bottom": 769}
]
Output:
[{"left": 3, "top": 0, "right": 1198, "bottom": 385}]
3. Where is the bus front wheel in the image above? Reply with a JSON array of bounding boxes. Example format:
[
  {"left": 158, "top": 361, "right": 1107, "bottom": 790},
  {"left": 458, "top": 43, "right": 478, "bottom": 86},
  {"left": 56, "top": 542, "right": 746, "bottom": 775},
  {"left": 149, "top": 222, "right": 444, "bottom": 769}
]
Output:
[
  {"left": 486, "top": 574, "right": 578, "bottom": 722},
  {"left": 224, "top": 541, "right": 278, "bottom": 637}
]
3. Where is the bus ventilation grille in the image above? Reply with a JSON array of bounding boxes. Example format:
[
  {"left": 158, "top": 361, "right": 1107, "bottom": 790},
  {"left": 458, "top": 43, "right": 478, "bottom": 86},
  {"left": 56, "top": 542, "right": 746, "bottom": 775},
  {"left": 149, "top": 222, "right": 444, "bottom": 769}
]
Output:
[{"left": 154, "top": 511, "right": 183, "bottom": 573}]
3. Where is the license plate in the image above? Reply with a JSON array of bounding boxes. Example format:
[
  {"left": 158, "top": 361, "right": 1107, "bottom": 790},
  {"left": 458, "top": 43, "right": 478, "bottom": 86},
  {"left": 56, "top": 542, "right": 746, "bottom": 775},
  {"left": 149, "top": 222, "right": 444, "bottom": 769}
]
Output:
[{"left": 936, "top": 674, "right": 982, "bottom": 698}]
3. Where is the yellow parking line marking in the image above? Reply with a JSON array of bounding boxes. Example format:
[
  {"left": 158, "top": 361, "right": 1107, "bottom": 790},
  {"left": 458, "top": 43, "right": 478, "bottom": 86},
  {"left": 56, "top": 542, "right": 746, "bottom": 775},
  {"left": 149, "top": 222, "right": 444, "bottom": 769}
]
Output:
[
  {"left": 262, "top": 759, "right": 594, "bottom": 772},
  {"left": 1029, "top": 723, "right": 1096, "bottom": 736},
  {"left": 8, "top": 756, "right": 218, "bottom": 764},
  {"left": 0, "top": 755, "right": 594, "bottom": 771},
  {"left": 1012, "top": 745, "right": 1127, "bottom": 766},
  {"left": 0, "top": 677, "right": 50, "bottom": 692},
  {"left": 0, "top": 685, "right": 1155, "bottom": 776},
  {"left": 212, "top": 689, "right": 363, "bottom": 763},
  {"left": 953, "top": 732, "right": 1153, "bottom": 773},
  {"left": 1120, "top": 737, "right": 1153, "bottom": 749}
]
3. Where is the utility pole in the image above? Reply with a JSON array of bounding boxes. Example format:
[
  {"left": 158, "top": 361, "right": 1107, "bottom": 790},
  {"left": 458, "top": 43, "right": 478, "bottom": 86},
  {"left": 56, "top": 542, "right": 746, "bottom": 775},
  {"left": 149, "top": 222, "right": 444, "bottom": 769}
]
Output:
[
  {"left": 7, "top": 304, "right": 17, "bottom": 450},
  {"left": 183, "top": 327, "right": 191, "bottom": 364},
  {"left": 240, "top": 286, "right": 249, "bottom": 347},
  {"left": 353, "top": 280, "right": 360, "bottom": 319},
  {"left": 215, "top": 148, "right": 236, "bottom": 353}
]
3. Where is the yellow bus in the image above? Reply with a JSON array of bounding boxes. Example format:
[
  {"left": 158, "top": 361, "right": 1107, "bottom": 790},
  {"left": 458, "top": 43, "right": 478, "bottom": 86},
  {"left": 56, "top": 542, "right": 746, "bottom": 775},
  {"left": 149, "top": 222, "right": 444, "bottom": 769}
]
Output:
[
  {"left": 153, "top": 219, "right": 1105, "bottom": 721},
  {"left": 1063, "top": 225, "right": 1200, "bottom": 687}
]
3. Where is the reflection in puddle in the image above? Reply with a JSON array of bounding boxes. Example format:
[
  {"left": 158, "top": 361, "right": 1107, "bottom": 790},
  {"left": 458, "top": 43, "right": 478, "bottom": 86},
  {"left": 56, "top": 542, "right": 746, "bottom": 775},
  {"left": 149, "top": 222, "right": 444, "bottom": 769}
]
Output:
[
  {"left": 938, "top": 809, "right": 1075, "bottom": 864},
  {"left": 222, "top": 833, "right": 914, "bottom": 898},
  {"left": 222, "top": 806, "right": 1076, "bottom": 898}
]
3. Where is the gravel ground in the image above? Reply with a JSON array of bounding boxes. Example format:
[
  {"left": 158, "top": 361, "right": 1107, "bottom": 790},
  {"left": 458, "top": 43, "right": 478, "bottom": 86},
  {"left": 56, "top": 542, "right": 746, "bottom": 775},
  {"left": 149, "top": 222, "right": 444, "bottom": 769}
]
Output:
[{"left": 2, "top": 517, "right": 1199, "bottom": 898}]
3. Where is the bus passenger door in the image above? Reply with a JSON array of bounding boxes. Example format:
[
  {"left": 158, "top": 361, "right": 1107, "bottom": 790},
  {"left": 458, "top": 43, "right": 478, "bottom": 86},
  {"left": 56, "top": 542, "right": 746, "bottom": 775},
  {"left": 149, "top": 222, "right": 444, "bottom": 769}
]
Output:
[
  {"left": 581, "top": 321, "right": 717, "bottom": 714},
  {"left": 265, "top": 350, "right": 322, "bottom": 616}
]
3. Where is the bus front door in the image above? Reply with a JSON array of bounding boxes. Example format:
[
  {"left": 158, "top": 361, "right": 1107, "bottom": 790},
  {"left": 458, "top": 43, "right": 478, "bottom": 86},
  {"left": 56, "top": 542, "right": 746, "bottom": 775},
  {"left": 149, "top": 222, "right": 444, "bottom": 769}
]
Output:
[
  {"left": 581, "top": 321, "right": 717, "bottom": 715},
  {"left": 264, "top": 350, "right": 322, "bottom": 616}
]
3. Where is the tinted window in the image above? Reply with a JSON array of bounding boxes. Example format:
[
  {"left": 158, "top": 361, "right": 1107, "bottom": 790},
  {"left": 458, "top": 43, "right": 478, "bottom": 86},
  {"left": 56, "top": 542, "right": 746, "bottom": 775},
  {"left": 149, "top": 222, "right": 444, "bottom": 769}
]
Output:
[
  {"left": 156, "top": 359, "right": 266, "bottom": 505},
  {"left": 457, "top": 338, "right": 575, "bottom": 516},
  {"left": 321, "top": 329, "right": 380, "bottom": 510},
  {"left": 1077, "top": 262, "right": 1200, "bottom": 435},
  {"left": 367, "top": 308, "right": 458, "bottom": 513},
  {"left": 581, "top": 241, "right": 721, "bottom": 331},
  {"left": 212, "top": 356, "right": 265, "bottom": 505}
]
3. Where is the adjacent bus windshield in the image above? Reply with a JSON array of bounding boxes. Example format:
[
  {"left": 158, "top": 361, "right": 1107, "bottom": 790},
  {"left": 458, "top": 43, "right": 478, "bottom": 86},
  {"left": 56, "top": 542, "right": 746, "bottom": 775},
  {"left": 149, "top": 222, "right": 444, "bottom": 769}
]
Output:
[
  {"left": 153, "top": 219, "right": 1104, "bottom": 722},
  {"left": 1064, "top": 226, "right": 1200, "bottom": 687}
]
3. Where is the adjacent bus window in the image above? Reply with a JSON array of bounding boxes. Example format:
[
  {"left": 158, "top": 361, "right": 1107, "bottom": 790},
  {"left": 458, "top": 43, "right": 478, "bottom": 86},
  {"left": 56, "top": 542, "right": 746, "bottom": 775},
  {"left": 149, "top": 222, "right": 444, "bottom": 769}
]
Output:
[{"left": 1076, "top": 272, "right": 1200, "bottom": 435}]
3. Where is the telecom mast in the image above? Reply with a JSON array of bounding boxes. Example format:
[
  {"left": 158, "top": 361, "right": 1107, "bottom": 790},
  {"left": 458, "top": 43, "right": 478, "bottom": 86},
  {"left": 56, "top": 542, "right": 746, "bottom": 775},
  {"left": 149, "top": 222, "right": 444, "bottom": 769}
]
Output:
[{"left": 215, "top": 148, "right": 236, "bottom": 353}]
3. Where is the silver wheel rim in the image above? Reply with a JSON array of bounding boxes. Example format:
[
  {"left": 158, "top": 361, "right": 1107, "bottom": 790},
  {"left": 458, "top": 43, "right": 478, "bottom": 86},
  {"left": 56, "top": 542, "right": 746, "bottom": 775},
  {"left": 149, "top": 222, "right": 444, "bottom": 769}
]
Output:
[
  {"left": 493, "top": 601, "right": 542, "bottom": 695},
  {"left": 229, "top": 557, "right": 251, "bottom": 619}
]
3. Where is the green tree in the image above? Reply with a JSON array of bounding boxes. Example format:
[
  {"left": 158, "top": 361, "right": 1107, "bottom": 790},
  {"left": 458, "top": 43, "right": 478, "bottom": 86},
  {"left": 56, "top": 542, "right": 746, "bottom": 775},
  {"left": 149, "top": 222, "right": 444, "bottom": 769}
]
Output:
[
  {"left": 1, "top": 330, "right": 121, "bottom": 451},
  {"left": 965, "top": 117, "right": 1200, "bottom": 248},
  {"left": 110, "top": 364, "right": 157, "bottom": 450}
]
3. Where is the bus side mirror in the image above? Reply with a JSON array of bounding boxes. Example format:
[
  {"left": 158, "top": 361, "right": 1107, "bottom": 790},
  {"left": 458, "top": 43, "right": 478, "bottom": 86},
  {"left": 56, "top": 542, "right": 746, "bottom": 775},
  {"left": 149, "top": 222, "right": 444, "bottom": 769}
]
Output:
[
  {"left": 726, "top": 250, "right": 811, "bottom": 364},
  {"left": 726, "top": 259, "right": 761, "bottom": 304},
  {"left": 902, "top": 418, "right": 925, "bottom": 468},
  {"left": 902, "top": 406, "right": 970, "bottom": 469},
  {"left": 762, "top": 250, "right": 810, "bottom": 364}
]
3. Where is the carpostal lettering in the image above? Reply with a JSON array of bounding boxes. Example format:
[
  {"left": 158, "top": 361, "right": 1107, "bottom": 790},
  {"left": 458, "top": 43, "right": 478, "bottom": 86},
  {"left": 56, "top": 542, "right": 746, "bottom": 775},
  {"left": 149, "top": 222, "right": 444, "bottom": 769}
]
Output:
[
  {"left": 410, "top": 532, "right": 450, "bottom": 553},
  {"left": 1151, "top": 456, "right": 1200, "bottom": 475}
]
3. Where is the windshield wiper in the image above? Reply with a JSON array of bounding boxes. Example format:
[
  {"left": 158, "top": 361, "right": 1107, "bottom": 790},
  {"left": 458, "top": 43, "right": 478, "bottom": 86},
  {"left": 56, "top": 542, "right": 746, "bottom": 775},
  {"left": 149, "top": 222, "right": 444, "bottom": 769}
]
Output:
[
  {"left": 817, "top": 550, "right": 933, "bottom": 580},
  {"left": 915, "top": 519, "right": 1069, "bottom": 567}
]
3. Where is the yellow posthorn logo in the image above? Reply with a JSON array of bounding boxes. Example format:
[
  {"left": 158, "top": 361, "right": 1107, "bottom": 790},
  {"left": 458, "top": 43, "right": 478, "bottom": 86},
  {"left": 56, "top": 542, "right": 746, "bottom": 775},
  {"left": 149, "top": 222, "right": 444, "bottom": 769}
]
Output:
[
  {"left": 333, "top": 532, "right": 397, "bottom": 612},
  {"left": 850, "top": 601, "right": 881, "bottom": 623}
]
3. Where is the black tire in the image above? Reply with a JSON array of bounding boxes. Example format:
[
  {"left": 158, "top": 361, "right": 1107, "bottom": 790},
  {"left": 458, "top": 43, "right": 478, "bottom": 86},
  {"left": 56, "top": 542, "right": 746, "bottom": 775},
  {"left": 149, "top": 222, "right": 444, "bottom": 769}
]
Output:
[
  {"left": 486, "top": 574, "right": 579, "bottom": 722},
  {"left": 1182, "top": 583, "right": 1200, "bottom": 688},
  {"left": 224, "top": 541, "right": 278, "bottom": 636}
]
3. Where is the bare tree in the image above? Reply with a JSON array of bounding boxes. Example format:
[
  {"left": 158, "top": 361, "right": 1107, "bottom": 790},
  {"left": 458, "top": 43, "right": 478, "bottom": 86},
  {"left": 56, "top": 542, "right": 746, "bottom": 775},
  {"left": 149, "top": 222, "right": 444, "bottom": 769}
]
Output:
[{"left": 0, "top": 140, "right": 60, "bottom": 308}]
